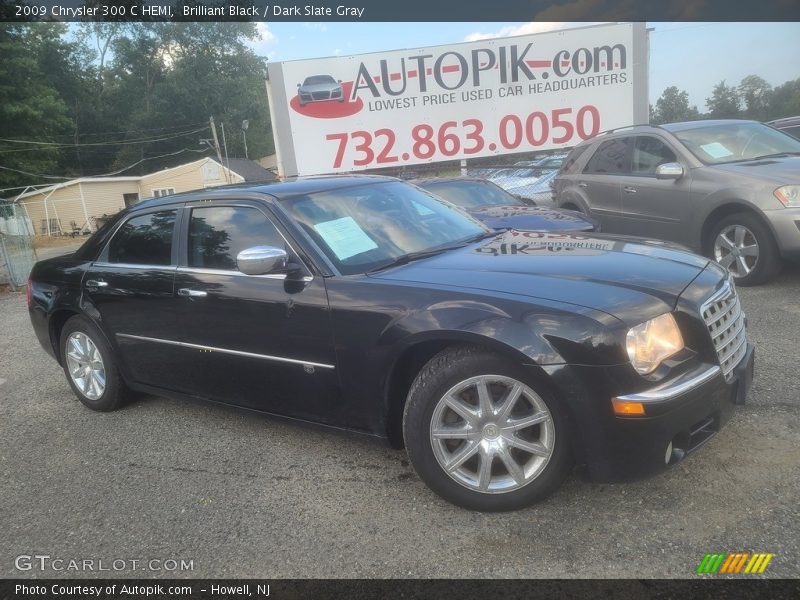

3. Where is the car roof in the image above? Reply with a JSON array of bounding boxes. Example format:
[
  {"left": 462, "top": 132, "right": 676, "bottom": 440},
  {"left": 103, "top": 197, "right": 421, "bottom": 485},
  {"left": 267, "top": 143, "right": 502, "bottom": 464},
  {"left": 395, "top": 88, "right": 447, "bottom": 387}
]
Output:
[
  {"left": 132, "top": 174, "right": 399, "bottom": 210},
  {"left": 660, "top": 119, "right": 760, "bottom": 132},
  {"left": 767, "top": 116, "right": 800, "bottom": 127}
]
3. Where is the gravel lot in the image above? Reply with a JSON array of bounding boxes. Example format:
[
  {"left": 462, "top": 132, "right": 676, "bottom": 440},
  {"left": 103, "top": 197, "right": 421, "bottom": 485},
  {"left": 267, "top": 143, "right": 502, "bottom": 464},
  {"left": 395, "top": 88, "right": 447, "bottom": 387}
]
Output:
[{"left": 1, "top": 265, "right": 798, "bottom": 579}]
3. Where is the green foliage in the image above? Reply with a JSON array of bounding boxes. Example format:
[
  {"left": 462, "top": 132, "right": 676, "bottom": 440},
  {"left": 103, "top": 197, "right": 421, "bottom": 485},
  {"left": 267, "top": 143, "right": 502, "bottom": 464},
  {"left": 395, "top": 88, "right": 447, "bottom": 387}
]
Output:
[
  {"left": 706, "top": 80, "right": 742, "bottom": 118},
  {"left": 0, "top": 22, "right": 273, "bottom": 190},
  {"left": 0, "top": 24, "right": 72, "bottom": 189},
  {"left": 651, "top": 86, "right": 700, "bottom": 125}
]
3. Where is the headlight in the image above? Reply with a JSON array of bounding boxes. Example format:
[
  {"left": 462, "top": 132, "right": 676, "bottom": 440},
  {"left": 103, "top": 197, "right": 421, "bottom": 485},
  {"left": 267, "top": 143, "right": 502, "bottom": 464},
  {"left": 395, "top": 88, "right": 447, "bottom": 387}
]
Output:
[
  {"left": 774, "top": 185, "right": 800, "bottom": 207},
  {"left": 626, "top": 313, "right": 684, "bottom": 375}
]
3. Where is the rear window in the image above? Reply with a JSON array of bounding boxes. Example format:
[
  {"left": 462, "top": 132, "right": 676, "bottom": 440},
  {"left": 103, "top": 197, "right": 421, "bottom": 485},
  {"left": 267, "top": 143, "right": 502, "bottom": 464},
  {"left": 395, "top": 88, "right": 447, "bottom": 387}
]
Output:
[
  {"left": 559, "top": 145, "right": 590, "bottom": 175},
  {"left": 107, "top": 210, "right": 176, "bottom": 266}
]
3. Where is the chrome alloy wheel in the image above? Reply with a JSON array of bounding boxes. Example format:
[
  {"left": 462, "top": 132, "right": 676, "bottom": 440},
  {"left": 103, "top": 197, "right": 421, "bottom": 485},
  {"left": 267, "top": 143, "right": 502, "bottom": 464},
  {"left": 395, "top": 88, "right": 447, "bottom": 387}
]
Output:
[
  {"left": 65, "top": 332, "right": 106, "bottom": 400},
  {"left": 429, "top": 375, "right": 555, "bottom": 494},
  {"left": 714, "top": 224, "right": 759, "bottom": 278}
]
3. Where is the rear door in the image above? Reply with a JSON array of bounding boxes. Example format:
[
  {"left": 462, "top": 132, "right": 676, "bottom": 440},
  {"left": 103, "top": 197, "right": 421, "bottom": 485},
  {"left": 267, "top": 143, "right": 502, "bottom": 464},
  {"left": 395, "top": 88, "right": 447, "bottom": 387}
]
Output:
[
  {"left": 172, "top": 200, "right": 339, "bottom": 422},
  {"left": 618, "top": 135, "right": 692, "bottom": 243},
  {"left": 576, "top": 137, "right": 631, "bottom": 231},
  {"left": 83, "top": 207, "right": 189, "bottom": 390}
]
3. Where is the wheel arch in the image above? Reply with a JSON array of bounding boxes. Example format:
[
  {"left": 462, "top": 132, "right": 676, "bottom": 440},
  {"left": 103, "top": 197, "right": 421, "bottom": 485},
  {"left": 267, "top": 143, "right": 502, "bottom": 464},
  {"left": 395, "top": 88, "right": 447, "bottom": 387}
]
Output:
[
  {"left": 701, "top": 202, "right": 777, "bottom": 255},
  {"left": 49, "top": 308, "right": 80, "bottom": 365},
  {"left": 383, "top": 333, "right": 572, "bottom": 449}
]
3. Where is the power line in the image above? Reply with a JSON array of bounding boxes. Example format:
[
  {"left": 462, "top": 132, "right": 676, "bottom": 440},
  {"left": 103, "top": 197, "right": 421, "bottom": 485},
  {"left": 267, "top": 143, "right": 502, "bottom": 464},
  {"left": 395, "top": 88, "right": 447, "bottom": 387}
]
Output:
[
  {"left": 0, "top": 147, "right": 211, "bottom": 182},
  {"left": 0, "top": 126, "right": 209, "bottom": 149}
]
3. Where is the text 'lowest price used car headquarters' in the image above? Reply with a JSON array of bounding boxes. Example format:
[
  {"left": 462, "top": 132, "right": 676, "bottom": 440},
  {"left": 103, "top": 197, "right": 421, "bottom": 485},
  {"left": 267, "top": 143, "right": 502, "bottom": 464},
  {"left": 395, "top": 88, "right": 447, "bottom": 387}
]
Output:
[{"left": 28, "top": 177, "right": 754, "bottom": 511}]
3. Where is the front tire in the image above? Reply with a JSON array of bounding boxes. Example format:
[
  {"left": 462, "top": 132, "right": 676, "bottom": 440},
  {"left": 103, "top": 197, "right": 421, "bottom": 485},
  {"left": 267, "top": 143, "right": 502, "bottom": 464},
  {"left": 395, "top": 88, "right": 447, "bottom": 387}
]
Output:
[
  {"left": 60, "top": 315, "right": 130, "bottom": 412},
  {"left": 403, "top": 346, "right": 572, "bottom": 511},
  {"left": 710, "top": 212, "right": 781, "bottom": 286}
]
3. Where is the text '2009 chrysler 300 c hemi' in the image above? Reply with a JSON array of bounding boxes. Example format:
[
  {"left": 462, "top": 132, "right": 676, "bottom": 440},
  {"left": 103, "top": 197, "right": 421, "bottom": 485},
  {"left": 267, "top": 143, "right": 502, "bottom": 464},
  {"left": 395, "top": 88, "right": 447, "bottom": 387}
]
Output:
[{"left": 27, "top": 176, "right": 754, "bottom": 511}]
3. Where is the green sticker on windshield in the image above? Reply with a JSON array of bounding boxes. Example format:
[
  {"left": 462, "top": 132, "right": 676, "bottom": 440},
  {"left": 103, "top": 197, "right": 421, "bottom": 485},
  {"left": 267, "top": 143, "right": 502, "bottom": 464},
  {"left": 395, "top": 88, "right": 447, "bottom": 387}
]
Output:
[
  {"left": 700, "top": 142, "right": 734, "bottom": 159},
  {"left": 313, "top": 216, "right": 378, "bottom": 261}
]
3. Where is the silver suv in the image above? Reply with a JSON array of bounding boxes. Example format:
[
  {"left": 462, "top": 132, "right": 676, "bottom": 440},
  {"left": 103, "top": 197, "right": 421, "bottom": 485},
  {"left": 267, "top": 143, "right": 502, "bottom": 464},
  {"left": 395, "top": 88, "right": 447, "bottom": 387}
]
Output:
[{"left": 554, "top": 120, "right": 800, "bottom": 285}]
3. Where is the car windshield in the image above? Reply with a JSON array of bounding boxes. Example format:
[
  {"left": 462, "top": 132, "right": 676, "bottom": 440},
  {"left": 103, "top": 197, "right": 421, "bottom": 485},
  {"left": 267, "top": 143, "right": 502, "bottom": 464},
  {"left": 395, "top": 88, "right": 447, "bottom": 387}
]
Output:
[
  {"left": 282, "top": 181, "right": 489, "bottom": 275},
  {"left": 672, "top": 122, "right": 800, "bottom": 164},
  {"left": 304, "top": 75, "right": 336, "bottom": 85},
  {"left": 489, "top": 167, "right": 538, "bottom": 180},
  {"left": 422, "top": 180, "right": 522, "bottom": 209}
]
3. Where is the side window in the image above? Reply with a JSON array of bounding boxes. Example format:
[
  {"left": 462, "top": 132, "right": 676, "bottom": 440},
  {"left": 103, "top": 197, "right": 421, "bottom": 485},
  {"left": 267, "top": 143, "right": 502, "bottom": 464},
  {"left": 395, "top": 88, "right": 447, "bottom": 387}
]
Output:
[
  {"left": 108, "top": 210, "right": 176, "bottom": 265},
  {"left": 560, "top": 145, "right": 589, "bottom": 174},
  {"left": 188, "top": 206, "right": 285, "bottom": 271},
  {"left": 583, "top": 138, "right": 631, "bottom": 175},
  {"left": 632, "top": 136, "right": 678, "bottom": 175}
]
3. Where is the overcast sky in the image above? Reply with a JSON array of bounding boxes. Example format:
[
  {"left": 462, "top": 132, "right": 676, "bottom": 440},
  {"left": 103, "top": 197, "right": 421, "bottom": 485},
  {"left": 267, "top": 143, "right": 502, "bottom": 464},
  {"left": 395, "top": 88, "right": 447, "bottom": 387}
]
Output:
[{"left": 250, "top": 22, "right": 800, "bottom": 109}]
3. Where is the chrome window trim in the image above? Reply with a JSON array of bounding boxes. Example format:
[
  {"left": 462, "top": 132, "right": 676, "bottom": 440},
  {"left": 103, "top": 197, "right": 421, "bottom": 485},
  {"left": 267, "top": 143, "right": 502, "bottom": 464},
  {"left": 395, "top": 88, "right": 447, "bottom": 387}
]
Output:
[
  {"left": 176, "top": 266, "right": 313, "bottom": 282},
  {"left": 614, "top": 364, "right": 721, "bottom": 403},
  {"left": 115, "top": 333, "right": 335, "bottom": 370},
  {"left": 92, "top": 262, "right": 176, "bottom": 271}
]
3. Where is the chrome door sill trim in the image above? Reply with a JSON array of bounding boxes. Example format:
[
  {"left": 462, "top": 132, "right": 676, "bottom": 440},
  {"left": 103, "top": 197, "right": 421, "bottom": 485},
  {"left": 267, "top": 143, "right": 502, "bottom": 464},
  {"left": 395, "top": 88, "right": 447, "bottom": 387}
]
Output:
[{"left": 116, "top": 333, "right": 335, "bottom": 370}]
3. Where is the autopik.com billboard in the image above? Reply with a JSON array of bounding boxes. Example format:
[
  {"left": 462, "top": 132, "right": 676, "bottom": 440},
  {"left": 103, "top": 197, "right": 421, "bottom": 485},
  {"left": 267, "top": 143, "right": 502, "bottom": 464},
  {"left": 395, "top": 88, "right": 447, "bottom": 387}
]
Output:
[{"left": 266, "top": 22, "right": 649, "bottom": 177}]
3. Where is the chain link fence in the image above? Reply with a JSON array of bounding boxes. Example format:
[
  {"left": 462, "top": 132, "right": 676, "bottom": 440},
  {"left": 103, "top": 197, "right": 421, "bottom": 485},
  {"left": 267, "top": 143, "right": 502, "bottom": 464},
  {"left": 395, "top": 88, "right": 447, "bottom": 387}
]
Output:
[
  {"left": 0, "top": 202, "right": 37, "bottom": 290},
  {"left": 363, "top": 150, "right": 569, "bottom": 207}
]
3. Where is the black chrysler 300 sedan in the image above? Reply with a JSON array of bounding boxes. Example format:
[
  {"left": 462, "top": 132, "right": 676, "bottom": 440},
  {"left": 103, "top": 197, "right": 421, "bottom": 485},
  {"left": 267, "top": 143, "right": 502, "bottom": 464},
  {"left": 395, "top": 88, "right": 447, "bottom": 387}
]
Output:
[{"left": 28, "top": 176, "right": 754, "bottom": 511}]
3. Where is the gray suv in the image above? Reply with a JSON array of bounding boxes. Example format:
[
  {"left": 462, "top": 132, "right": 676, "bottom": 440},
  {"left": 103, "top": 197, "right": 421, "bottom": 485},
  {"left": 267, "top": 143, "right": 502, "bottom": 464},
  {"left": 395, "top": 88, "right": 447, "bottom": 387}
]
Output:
[{"left": 554, "top": 120, "right": 800, "bottom": 285}]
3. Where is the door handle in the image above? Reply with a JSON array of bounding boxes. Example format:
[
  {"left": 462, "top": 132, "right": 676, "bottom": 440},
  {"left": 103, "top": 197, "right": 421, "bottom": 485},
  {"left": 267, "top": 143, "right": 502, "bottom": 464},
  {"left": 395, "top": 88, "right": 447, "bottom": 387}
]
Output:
[
  {"left": 578, "top": 182, "right": 588, "bottom": 188},
  {"left": 623, "top": 186, "right": 637, "bottom": 194},
  {"left": 85, "top": 279, "right": 108, "bottom": 288},
  {"left": 178, "top": 288, "right": 207, "bottom": 298}
]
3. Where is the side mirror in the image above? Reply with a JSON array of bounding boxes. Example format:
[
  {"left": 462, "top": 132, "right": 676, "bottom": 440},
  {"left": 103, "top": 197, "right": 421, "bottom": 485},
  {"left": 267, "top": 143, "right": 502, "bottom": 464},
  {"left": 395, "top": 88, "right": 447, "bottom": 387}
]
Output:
[
  {"left": 236, "top": 246, "right": 288, "bottom": 275},
  {"left": 338, "top": 79, "right": 342, "bottom": 84},
  {"left": 297, "top": 83, "right": 301, "bottom": 88},
  {"left": 655, "top": 162, "right": 684, "bottom": 180}
]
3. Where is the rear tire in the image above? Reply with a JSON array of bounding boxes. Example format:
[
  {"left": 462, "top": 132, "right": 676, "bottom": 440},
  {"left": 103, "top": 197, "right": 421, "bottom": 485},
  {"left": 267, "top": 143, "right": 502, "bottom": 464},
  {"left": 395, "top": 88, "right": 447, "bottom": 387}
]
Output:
[
  {"left": 403, "top": 345, "right": 572, "bottom": 511},
  {"left": 60, "top": 315, "right": 131, "bottom": 412},
  {"left": 709, "top": 212, "right": 781, "bottom": 286}
]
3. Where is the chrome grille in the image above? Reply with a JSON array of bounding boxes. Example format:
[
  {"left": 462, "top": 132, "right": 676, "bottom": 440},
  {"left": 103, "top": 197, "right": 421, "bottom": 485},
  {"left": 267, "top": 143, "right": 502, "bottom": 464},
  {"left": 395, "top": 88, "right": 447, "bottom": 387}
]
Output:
[{"left": 701, "top": 279, "right": 747, "bottom": 382}]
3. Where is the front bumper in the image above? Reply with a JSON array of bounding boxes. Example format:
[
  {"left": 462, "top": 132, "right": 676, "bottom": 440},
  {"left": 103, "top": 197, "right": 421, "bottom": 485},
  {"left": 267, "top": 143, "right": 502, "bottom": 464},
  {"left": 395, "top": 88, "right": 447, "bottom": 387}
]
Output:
[
  {"left": 576, "top": 343, "right": 754, "bottom": 482},
  {"left": 762, "top": 207, "right": 800, "bottom": 258}
]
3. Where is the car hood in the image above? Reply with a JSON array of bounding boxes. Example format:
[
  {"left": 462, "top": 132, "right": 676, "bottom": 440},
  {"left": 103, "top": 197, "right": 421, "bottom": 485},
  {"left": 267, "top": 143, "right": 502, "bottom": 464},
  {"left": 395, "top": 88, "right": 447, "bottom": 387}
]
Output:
[
  {"left": 710, "top": 155, "right": 800, "bottom": 184},
  {"left": 468, "top": 205, "right": 596, "bottom": 232},
  {"left": 368, "top": 231, "right": 710, "bottom": 325}
]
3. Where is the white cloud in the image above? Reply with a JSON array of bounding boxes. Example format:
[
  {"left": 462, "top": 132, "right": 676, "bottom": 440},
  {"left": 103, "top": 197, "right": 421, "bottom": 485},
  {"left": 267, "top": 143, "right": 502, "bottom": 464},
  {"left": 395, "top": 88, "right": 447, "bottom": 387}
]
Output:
[
  {"left": 464, "top": 22, "right": 598, "bottom": 42},
  {"left": 256, "top": 23, "right": 277, "bottom": 45},
  {"left": 302, "top": 23, "right": 328, "bottom": 33}
]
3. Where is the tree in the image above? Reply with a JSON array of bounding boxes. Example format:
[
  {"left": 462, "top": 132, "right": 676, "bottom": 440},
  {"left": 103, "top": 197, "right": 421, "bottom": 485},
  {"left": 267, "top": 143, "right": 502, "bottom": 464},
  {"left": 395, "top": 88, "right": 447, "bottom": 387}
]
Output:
[
  {"left": 651, "top": 86, "right": 700, "bottom": 124},
  {"left": 767, "top": 78, "right": 800, "bottom": 120},
  {"left": 0, "top": 24, "right": 72, "bottom": 189},
  {"left": 706, "top": 80, "right": 741, "bottom": 119},
  {"left": 739, "top": 75, "right": 773, "bottom": 121}
]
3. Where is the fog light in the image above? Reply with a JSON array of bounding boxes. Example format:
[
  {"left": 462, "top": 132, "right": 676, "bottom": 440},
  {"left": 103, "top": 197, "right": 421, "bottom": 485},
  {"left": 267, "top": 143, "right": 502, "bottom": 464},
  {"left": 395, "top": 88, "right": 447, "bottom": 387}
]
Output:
[
  {"left": 611, "top": 399, "right": 645, "bottom": 416},
  {"left": 665, "top": 441, "right": 673, "bottom": 465}
]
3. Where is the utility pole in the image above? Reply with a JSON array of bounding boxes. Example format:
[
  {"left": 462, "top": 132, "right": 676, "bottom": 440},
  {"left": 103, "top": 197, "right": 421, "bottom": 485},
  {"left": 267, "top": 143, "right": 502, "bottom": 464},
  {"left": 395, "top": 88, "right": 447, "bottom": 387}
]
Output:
[
  {"left": 221, "top": 122, "right": 231, "bottom": 184},
  {"left": 241, "top": 120, "right": 249, "bottom": 160},
  {"left": 209, "top": 116, "right": 226, "bottom": 177}
]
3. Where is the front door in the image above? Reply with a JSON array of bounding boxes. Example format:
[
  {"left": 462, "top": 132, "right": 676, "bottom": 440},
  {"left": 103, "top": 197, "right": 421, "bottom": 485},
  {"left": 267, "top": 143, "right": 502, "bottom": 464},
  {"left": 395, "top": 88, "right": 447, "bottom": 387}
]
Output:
[
  {"left": 618, "top": 135, "right": 692, "bottom": 243},
  {"left": 173, "top": 201, "right": 340, "bottom": 423}
]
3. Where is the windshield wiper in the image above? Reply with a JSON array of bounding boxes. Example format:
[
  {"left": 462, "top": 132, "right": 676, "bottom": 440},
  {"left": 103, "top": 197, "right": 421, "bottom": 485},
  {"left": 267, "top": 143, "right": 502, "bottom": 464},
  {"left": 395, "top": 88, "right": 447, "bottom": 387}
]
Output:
[
  {"left": 727, "top": 151, "right": 800, "bottom": 163},
  {"left": 368, "top": 231, "right": 499, "bottom": 273}
]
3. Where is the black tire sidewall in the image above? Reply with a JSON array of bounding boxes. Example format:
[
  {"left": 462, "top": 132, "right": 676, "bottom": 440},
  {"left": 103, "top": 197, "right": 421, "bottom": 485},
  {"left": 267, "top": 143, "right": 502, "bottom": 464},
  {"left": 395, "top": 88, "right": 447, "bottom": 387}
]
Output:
[
  {"left": 711, "top": 213, "right": 781, "bottom": 286},
  {"left": 403, "top": 347, "right": 572, "bottom": 511},
  {"left": 60, "top": 315, "right": 124, "bottom": 412}
]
